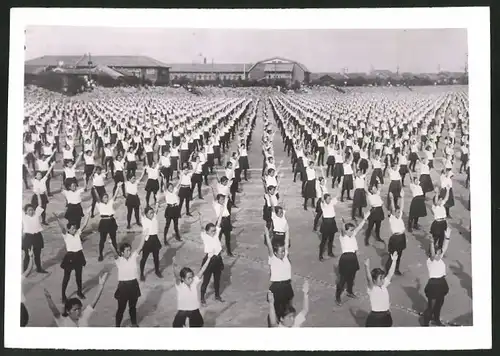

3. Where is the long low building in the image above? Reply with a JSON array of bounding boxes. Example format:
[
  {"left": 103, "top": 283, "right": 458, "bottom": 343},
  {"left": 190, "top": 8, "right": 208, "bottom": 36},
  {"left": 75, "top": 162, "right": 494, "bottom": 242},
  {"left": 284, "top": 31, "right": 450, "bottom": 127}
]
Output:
[{"left": 25, "top": 55, "right": 171, "bottom": 85}]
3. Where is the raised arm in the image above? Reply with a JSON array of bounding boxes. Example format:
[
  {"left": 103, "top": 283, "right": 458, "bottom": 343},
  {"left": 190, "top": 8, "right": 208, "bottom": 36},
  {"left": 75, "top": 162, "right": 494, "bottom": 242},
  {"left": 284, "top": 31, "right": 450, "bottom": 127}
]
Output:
[
  {"left": 172, "top": 255, "right": 182, "bottom": 284},
  {"left": 78, "top": 207, "right": 93, "bottom": 233},
  {"left": 385, "top": 251, "right": 398, "bottom": 283},
  {"left": 353, "top": 211, "right": 370, "bottom": 237},
  {"left": 89, "top": 272, "right": 108, "bottom": 309},
  {"left": 196, "top": 253, "right": 214, "bottom": 279},
  {"left": 364, "top": 259, "right": 373, "bottom": 290},
  {"left": 264, "top": 226, "right": 274, "bottom": 257},
  {"left": 442, "top": 228, "right": 451, "bottom": 256},
  {"left": 22, "top": 248, "right": 34, "bottom": 277},
  {"left": 43, "top": 289, "right": 61, "bottom": 319},
  {"left": 52, "top": 213, "right": 67, "bottom": 235},
  {"left": 301, "top": 280, "right": 310, "bottom": 316},
  {"left": 267, "top": 291, "right": 278, "bottom": 327},
  {"left": 73, "top": 152, "right": 84, "bottom": 168}
]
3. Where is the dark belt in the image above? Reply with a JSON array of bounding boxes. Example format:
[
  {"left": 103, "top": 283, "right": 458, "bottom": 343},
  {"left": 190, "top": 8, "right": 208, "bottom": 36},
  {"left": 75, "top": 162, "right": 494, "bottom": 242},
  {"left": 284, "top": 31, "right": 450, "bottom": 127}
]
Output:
[
  {"left": 180, "top": 185, "right": 191, "bottom": 188},
  {"left": 101, "top": 215, "right": 114, "bottom": 219},
  {"left": 167, "top": 203, "right": 178, "bottom": 207}
]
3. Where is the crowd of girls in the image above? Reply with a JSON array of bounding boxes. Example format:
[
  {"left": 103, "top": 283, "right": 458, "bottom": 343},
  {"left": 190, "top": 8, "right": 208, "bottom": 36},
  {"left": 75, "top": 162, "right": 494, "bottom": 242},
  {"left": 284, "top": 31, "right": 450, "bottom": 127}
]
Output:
[
  {"left": 21, "top": 86, "right": 469, "bottom": 327},
  {"left": 22, "top": 91, "right": 258, "bottom": 327}
]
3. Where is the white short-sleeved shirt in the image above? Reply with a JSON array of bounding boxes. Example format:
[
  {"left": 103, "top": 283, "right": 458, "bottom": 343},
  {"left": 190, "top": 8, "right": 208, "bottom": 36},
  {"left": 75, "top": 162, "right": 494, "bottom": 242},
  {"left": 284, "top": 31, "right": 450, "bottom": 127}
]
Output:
[
  {"left": 143, "top": 216, "right": 159, "bottom": 237},
  {"left": 321, "top": 200, "right": 337, "bottom": 218},
  {"left": 23, "top": 207, "right": 44, "bottom": 234},
  {"left": 354, "top": 176, "right": 365, "bottom": 189},
  {"left": 306, "top": 167, "right": 316, "bottom": 180},
  {"left": 213, "top": 202, "right": 230, "bottom": 218},
  {"left": 271, "top": 213, "right": 288, "bottom": 233},
  {"left": 64, "top": 167, "right": 76, "bottom": 179},
  {"left": 64, "top": 231, "right": 83, "bottom": 252},
  {"left": 180, "top": 173, "right": 192, "bottom": 185},
  {"left": 339, "top": 234, "right": 358, "bottom": 253},
  {"left": 427, "top": 258, "right": 446, "bottom": 278},
  {"left": 55, "top": 305, "right": 94, "bottom": 327},
  {"left": 269, "top": 254, "right": 291, "bottom": 282},
  {"left": 389, "top": 215, "right": 405, "bottom": 234},
  {"left": 125, "top": 181, "right": 138, "bottom": 195},
  {"left": 147, "top": 167, "right": 159, "bottom": 180},
  {"left": 278, "top": 311, "right": 306, "bottom": 328},
  {"left": 176, "top": 276, "right": 201, "bottom": 311},
  {"left": 116, "top": 252, "right": 139, "bottom": 281},
  {"left": 389, "top": 170, "right": 401, "bottom": 181},
  {"left": 32, "top": 178, "right": 47, "bottom": 194},
  {"left": 165, "top": 191, "right": 180, "bottom": 205},
  {"left": 410, "top": 183, "right": 423, "bottom": 197},
  {"left": 265, "top": 194, "right": 279, "bottom": 207},
  {"left": 201, "top": 230, "right": 222, "bottom": 255},
  {"left": 114, "top": 160, "right": 124, "bottom": 171},
  {"left": 64, "top": 189, "right": 83, "bottom": 204},
  {"left": 217, "top": 183, "right": 230, "bottom": 197},
  {"left": 432, "top": 205, "right": 447, "bottom": 219},
  {"left": 368, "top": 280, "right": 391, "bottom": 312},
  {"left": 98, "top": 201, "right": 115, "bottom": 216},
  {"left": 368, "top": 193, "right": 383, "bottom": 207}
]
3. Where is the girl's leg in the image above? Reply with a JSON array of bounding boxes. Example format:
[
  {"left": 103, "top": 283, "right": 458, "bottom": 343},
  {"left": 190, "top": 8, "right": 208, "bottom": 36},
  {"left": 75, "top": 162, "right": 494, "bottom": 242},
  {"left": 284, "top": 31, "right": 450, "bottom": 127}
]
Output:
[
  {"left": 134, "top": 206, "right": 141, "bottom": 225},
  {"left": 75, "top": 265, "right": 84, "bottom": 296},
  {"left": 61, "top": 268, "right": 72, "bottom": 300},
  {"left": 164, "top": 218, "right": 172, "bottom": 243},
  {"left": 173, "top": 218, "right": 181, "bottom": 240},
  {"left": 115, "top": 298, "right": 128, "bottom": 327}
]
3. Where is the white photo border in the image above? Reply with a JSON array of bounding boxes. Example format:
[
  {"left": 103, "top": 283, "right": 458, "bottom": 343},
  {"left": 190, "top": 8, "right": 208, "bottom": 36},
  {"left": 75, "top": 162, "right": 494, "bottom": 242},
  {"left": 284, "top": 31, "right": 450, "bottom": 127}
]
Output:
[{"left": 6, "top": 7, "right": 491, "bottom": 350}]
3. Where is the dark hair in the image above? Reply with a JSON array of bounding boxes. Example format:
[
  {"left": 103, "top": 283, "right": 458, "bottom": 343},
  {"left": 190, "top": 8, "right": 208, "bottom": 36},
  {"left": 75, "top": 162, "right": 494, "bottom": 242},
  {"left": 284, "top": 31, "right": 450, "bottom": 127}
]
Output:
[
  {"left": 216, "top": 194, "right": 225, "bottom": 201},
  {"left": 66, "top": 223, "right": 77, "bottom": 230},
  {"left": 179, "top": 267, "right": 194, "bottom": 281},
  {"left": 62, "top": 298, "right": 83, "bottom": 317},
  {"left": 323, "top": 193, "right": 331, "bottom": 200},
  {"left": 344, "top": 223, "right": 355, "bottom": 231},
  {"left": 119, "top": 243, "right": 132, "bottom": 254},
  {"left": 205, "top": 222, "right": 216, "bottom": 232},
  {"left": 24, "top": 204, "right": 33, "bottom": 212},
  {"left": 144, "top": 206, "right": 154, "bottom": 215},
  {"left": 274, "top": 206, "right": 283, "bottom": 214},
  {"left": 371, "top": 268, "right": 386, "bottom": 282},
  {"left": 220, "top": 176, "right": 228, "bottom": 184},
  {"left": 267, "top": 185, "right": 276, "bottom": 192},
  {"left": 281, "top": 304, "right": 297, "bottom": 319}
]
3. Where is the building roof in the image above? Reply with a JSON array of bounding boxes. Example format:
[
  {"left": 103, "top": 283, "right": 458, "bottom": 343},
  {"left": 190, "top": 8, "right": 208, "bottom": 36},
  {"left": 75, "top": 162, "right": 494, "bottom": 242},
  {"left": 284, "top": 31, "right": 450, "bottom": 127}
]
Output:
[
  {"left": 168, "top": 63, "right": 251, "bottom": 73},
  {"left": 310, "top": 72, "right": 346, "bottom": 81},
  {"left": 263, "top": 63, "right": 295, "bottom": 72},
  {"left": 371, "top": 69, "right": 395, "bottom": 78},
  {"left": 25, "top": 55, "right": 169, "bottom": 68},
  {"left": 248, "top": 57, "right": 310, "bottom": 74}
]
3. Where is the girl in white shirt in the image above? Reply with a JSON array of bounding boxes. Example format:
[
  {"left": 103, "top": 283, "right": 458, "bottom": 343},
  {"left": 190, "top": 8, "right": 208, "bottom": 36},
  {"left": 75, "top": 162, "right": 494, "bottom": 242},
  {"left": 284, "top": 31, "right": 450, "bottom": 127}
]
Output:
[
  {"left": 340, "top": 158, "right": 354, "bottom": 201},
  {"left": 27, "top": 162, "right": 55, "bottom": 225},
  {"left": 112, "top": 239, "right": 145, "bottom": 327},
  {"left": 408, "top": 175, "right": 427, "bottom": 232},
  {"left": 144, "top": 162, "right": 161, "bottom": 207},
  {"left": 178, "top": 163, "right": 194, "bottom": 216},
  {"left": 303, "top": 159, "right": 318, "bottom": 211},
  {"left": 22, "top": 194, "right": 48, "bottom": 273},
  {"left": 125, "top": 145, "right": 140, "bottom": 178},
  {"left": 439, "top": 170, "right": 455, "bottom": 218},
  {"left": 199, "top": 209, "right": 226, "bottom": 305},
  {"left": 264, "top": 226, "right": 292, "bottom": 322},
  {"left": 364, "top": 179, "right": 386, "bottom": 246},
  {"left": 124, "top": 170, "right": 145, "bottom": 229},
  {"left": 430, "top": 186, "right": 450, "bottom": 251},
  {"left": 268, "top": 280, "right": 309, "bottom": 328},
  {"left": 159, "top": 150, "right": 172, "bottom": 191},
  {"left": 139, "top": 203, "right": 163, "bottom": 281},
  {"left": 386, "top": 191, "right": 407, "bottom": 275},
  {"left": 43, "top": 272, "right": 108, "bottom": 327},
  {"left": 238, "top": 142, "right": 250, "bottom": 181},
  {"left": 112, "top": 154, "right": 127, "bottom": 198},
  {"left": 62, "top": 152, "right": 83, "bottom": 190},
  {"left": 423, "top": 229, "right": 451, "bottom": 326},
  {"left": 418, "top": 158, "right": 434, "bottom": 196},
  {"left": 94, "top": 183, "right": 122, "bottom": 261},
  {"left": 53, "top": 207, "right": 92, "bottom": 302},
  {"left": 63, "top": 182, "right": 85, "bottom": 229},
  {"left": 363, "top": 252, "right": 398, "bottom": 327},
  {"left": 163, "top": 180, "right": 182, "bottom": 244},
  {"left": 335, "top": 213, "right": 369, "bottom": 305},
  {"left": 171, "top": 252, "right": 213, "bottom": 327},
  {"left": 83, "top": 150, "right": 96, "bottom": 189}
]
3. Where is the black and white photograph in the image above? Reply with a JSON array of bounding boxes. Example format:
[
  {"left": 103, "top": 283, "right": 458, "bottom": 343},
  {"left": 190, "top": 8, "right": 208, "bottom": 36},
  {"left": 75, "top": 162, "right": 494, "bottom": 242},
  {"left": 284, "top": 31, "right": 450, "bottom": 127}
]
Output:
[{"left": 6, "top": 7, "right": 490, "bottom": 351}]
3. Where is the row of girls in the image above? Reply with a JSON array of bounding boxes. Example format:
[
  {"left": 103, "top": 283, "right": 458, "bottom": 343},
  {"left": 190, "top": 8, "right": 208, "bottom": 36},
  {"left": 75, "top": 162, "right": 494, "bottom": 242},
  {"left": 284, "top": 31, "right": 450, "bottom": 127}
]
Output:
[
  {"left": 256, "top": 94, "right": 463, "bottom": 327},
  {"left": 21, "top": 95, "right": 258, "bottom": 327}
]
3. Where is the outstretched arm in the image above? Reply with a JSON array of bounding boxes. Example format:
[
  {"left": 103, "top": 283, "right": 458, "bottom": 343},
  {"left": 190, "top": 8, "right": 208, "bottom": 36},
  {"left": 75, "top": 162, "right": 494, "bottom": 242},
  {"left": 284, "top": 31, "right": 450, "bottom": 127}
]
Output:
[
  {"left": 43, "top": 289, "right": 61, "bottom": 319},
  {"left": 364, "top": 259, "right": 373, "bottom": 290},
  {"left": 89, "top": 273, "right": 108, "bottom": 309},
  {"left": 196, "top": 253, "right": 214, "bottom": 279},
  {"left": 267, "top": 291, "right": 278, "bottom": 327}
]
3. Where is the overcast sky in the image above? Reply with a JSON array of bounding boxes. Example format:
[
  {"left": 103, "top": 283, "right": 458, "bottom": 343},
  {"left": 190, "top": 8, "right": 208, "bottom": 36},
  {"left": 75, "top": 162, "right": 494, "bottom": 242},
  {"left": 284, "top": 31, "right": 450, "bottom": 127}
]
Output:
[{"left": 25, "top": 27, "right": 467, "bottom": 73}]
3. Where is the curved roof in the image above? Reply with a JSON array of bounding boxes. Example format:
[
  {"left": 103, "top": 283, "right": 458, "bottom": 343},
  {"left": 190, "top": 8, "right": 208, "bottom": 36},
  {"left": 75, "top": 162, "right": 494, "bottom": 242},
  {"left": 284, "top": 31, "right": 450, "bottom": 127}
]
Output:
[{"left": 247, "top": 57, "right": 310, "bottom": 73}]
